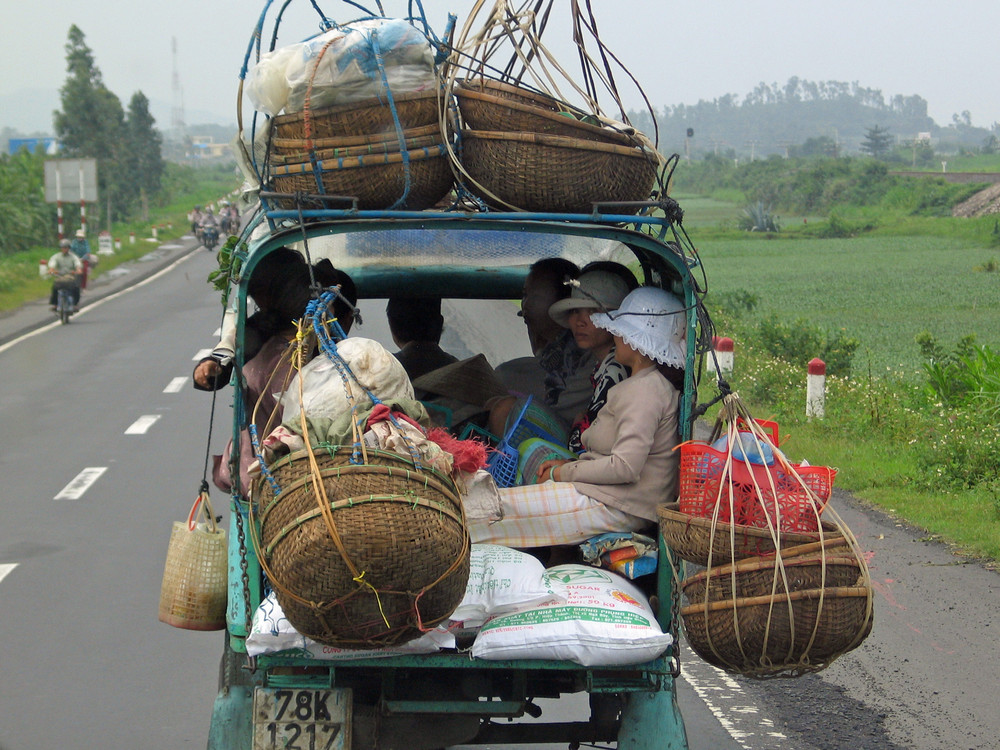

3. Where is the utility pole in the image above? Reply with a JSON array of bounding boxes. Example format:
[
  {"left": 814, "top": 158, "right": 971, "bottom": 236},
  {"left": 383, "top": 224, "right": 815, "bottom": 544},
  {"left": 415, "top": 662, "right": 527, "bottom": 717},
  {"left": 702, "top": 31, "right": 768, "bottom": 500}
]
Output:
[
  {"left": 171, "top": 37, "right": 186, "bottom": 135},
  {"left": 745, "top": 139, "right": 760, "bottom": 161}
]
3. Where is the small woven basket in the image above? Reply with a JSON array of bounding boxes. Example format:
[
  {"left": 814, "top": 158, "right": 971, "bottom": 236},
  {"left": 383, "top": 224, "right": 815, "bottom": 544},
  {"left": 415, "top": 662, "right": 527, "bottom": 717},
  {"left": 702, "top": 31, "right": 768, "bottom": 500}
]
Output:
[
  {"left": 459, "top": 129, "right": 658, "bottom": 213},
  {"left": 253, "top": 446, "right": 470, "bottom": 648},
  {"left": 455, "top": 80, "right": 637, "bottom": 146},
  {"left": 681, "top": 586, "right": 874, "bottom": 677},
  {"left": 658, "top": 502, "right": 843, "bottom": 567},
  {"left": 271, "top": 89, "right": 441, "bottom": 141},
  {"left": 681, "top": 541, "right": 861, "bottom": 603},
  {"left": 267, "top": 145, "right": 454, "bottom": 210}
]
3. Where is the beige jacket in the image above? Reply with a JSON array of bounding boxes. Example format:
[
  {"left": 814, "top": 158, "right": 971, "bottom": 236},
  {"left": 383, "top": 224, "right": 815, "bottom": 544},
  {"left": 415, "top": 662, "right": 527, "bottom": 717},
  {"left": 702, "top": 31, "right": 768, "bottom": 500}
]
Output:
[{"left": 560, "top": 365, "right": 680, "bottom": 522}]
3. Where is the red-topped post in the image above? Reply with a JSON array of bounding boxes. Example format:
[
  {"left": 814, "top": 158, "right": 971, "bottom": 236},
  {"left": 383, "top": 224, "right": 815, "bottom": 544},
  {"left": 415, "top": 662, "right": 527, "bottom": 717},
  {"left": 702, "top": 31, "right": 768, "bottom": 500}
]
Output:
[
  {"left": 807, "top": 357, "right": 826, "bottom": 418},
  {"left": 710, "top": 336, "right": 734, "bottom": 375}
]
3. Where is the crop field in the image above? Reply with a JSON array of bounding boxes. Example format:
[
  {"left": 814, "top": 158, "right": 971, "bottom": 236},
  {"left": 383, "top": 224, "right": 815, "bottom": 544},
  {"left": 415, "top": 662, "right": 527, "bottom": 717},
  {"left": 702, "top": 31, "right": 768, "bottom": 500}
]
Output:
[{"left": 691, "top": 234, "right": 1000, "bottom": 378}]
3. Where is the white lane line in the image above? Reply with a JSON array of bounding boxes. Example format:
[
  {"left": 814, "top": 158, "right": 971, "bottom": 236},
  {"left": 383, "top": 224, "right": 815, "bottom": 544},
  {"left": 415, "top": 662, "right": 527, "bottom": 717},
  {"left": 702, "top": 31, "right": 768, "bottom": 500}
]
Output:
[
  {"left": 193, "top": 348, "right": 213, "bottom": 361},
  {"left": 0, "top": 563, "right": 18, "bottom": 584},
  {"left": 54, "top": 467, "right": 108, "bottom": 500},
  {"left": 125, "top": 414, "right": 161, "bottom": 434},
  {"left": 164, "top": 376, "right": 188, "bottom": 393}
]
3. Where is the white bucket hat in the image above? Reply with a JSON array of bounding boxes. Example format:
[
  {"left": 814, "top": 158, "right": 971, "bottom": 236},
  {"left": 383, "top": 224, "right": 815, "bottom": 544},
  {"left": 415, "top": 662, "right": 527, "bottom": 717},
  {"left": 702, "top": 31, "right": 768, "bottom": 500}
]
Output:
[
  {"left": 547, "top": 270, "right": 632, "bottom": 327},
  {"left": 591, "top": 287, "right": 686, "bottom": 367}
]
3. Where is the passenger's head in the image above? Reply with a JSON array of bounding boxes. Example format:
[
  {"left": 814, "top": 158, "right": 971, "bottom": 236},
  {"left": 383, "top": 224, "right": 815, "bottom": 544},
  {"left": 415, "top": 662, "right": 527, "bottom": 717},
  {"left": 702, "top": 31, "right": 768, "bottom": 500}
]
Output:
[
  {"left": 591, "top": 286, "right": 686, "bottom": 369},
  {"left": 59, "top": 239, "right": 71, "bottom": 251},
  {"left": 520, "top": 257, "right": 580, "bottom": 354},
  {"left": 547, "top": 266, "right": 636, "bottom": 359},
  {"left": 386, "top": 297, "right": 444, "bottom": 347},
  {"left": 246, "top": 248, "right": 356, "bottom": 335}
]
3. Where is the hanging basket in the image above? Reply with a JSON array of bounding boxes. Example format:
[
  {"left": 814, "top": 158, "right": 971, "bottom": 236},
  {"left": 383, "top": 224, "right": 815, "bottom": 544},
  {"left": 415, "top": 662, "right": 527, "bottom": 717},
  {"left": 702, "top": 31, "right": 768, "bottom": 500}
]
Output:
[
  {"left": 680, "top": 541, "right": 860, "bottom": 602},
  {"left": 267, "top": 144, "right": 454, "bottom": 210},
  {"left": 680, "top": 586, "right": 874, "bottom": 677},
  {"left": 454, "top": 79, "right": 638, "bottom": 146},
  {"left": 253, "top": 446, "right": 470, "bottom": 648},
  {"left": 658, "top": 502, "right": 843, "bottom": 567},
  {"left": 459, "top": 130, "right": 658, "bottom": 213},
  {"left": 271, "top": 89, "right": 442, "bottom": 141}
]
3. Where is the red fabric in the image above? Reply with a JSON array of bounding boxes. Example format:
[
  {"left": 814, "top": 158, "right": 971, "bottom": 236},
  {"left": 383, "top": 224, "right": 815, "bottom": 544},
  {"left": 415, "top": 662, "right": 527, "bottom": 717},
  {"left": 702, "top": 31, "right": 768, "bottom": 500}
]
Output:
[
  {"left": 366, "top": 403, "right": 425, "bottom": 432},
  {"left": 427, "top": 428, "right": 489, "bottom": 474}
]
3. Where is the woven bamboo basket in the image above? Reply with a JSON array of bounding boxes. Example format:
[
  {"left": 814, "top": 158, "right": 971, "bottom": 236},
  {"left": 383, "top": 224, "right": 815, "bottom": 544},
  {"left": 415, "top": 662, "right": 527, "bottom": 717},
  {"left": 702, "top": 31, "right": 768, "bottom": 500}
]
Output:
[
  {"left": 271, "top": 89, "right": 441, "bottom": 141},
  {"left": 681, "top": 541, "right": 861, "bottom": 603},
  {"left": 681, "top": 586, "right": 874, "bottom": 676},
  {"left": 267, "top": 144, "right": 454, "bottom": 210},
  {"left": 253, "top": 447, "right": 470, "bottom": 648},
  {"left": 455, "top": 80, "right": 637, "bottom": 146},
  {"left": 270, "top": 122, "right": 442, "bottom": 158},
  {"left": 270, "top": 131, "right": 443, "bottom": 166},
  {"left": 459, "top": 130, "right": 658, "bottom": 213},
  {"left": 658, "top": 502, "right": 844, "bottom": 567}
]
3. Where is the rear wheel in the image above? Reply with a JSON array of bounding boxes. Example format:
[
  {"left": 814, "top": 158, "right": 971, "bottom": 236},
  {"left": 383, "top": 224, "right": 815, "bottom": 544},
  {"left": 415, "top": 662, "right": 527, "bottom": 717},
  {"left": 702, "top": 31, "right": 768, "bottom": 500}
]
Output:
[{"left": 59, "top": 292, "right": 71, "bottom": 324}]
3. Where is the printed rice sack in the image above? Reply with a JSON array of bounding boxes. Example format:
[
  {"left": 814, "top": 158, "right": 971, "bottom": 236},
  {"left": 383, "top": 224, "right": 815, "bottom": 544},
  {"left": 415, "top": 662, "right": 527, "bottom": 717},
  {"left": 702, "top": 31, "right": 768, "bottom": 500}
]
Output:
[
  {"left": 470, "top": 564, "right": 672, "bottom": 666},
  {"left": 246, "top": 591, "right": 453, "bottom": 659},
  {"left": 450, "top": 544, "right": 564, "bottom": 627}
]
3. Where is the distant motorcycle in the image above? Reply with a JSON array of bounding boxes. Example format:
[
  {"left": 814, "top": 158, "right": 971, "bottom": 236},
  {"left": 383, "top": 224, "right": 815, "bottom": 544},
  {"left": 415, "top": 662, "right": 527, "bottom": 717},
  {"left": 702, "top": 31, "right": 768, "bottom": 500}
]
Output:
[
  {"left": 201, "top": 224, "right": 220, "bottom": 251},
  {"left": 52, "top": 273, "right": 78, "bottom": 325}
]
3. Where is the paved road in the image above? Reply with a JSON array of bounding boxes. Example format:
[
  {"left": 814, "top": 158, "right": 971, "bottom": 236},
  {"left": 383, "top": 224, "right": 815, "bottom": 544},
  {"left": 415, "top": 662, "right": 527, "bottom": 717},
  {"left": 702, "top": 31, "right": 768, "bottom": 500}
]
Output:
[{"left": 1, "top": 239, "right": 998, "bottom": 749}]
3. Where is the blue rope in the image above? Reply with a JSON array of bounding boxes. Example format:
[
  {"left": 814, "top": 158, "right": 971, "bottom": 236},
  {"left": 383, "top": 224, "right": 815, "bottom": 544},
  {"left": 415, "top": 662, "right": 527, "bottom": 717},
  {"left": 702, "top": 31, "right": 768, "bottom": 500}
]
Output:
[
  {"left": 249, "top": 423, "right": 283, "bottom": 497},
  {"left": 368, "top": 29, "right": 413, "bottom": 210}
]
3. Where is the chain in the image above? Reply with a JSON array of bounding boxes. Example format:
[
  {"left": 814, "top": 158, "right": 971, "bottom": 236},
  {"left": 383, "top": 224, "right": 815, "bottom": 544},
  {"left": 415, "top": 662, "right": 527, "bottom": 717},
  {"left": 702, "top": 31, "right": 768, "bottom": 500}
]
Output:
[
  {"left": 667, "top": 548, "right": 682, "bottom": 678},
  {"left": 233, "top": 493, "right": 255, "bottom": 667}
]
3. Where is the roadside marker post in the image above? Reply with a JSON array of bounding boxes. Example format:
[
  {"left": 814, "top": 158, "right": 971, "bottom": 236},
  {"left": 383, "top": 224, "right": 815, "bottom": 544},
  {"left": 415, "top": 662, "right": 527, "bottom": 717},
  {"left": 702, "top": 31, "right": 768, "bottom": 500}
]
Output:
[{"left": 807, "top": 358, "right": 826, "bottom": 418}]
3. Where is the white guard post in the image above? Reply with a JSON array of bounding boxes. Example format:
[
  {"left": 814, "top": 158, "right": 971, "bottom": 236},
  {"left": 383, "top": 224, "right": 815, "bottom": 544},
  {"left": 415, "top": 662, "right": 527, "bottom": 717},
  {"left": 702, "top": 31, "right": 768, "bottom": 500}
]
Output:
[
  {"left": 806, "top": 357, "right": 826, "bottom": 418},
  {"left": 707, "top": 336, "right": 734, "bottom": 375}
]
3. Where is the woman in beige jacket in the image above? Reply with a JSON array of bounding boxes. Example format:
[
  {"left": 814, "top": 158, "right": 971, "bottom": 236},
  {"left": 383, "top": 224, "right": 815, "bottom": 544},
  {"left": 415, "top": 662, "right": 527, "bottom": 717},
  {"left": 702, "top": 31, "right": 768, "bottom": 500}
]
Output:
[{"left": 469, "top": 287, "right": 687, "bottom": 548}]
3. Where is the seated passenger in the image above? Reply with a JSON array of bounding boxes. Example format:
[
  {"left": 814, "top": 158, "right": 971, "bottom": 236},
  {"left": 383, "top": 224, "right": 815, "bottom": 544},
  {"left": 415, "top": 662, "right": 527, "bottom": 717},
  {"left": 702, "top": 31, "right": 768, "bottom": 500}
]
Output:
[
  {"left": 469, "top": 287, "right": 687, "bottom": 547},
  {"left": 547, "top": 263, "right": 638, "bottom": 453},
  {"left": 210, "top": 249, "right": 357, "bottom": 498},
  {"left": 495, "top": 258, "right": 593, "bottom": 429},
  {"left": 386, "top": 297, "right": 459, "bottom": 391}
]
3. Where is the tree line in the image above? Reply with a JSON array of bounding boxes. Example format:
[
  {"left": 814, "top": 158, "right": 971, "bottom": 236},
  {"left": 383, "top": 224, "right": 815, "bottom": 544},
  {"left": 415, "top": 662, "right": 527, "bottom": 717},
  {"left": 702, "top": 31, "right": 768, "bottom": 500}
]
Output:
[
  {"left": 627, "top": 77, "right": 999, "bottom": 160},
  {"left": 0, "top": 25, "right": 167, "bottom": 257}
]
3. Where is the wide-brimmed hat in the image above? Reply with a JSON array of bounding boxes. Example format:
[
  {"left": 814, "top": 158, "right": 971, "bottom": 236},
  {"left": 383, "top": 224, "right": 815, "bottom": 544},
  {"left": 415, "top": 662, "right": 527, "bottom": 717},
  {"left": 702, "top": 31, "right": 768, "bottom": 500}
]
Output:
[
  {"left": 547, "top": 270, "right": 632, "bottom": 327},
  {"left": 411, "top": 353, "right": 509, "bottom": 408},
  {"left": 591, "top": 287, "right": 686, "bottom": 367},
  {"left": 74, "top": 229, "right": 85, "bottom": 238}
]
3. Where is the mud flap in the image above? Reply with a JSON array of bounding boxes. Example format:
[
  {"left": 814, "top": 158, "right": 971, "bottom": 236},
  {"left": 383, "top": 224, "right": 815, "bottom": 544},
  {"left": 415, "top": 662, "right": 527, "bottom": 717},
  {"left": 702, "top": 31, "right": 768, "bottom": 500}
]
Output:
[
  {"left": 208, "top": 685, "right": 254, "bottom": 750},
  {"left": 618, "top": 685, "right": 689, "bottom": 749}
]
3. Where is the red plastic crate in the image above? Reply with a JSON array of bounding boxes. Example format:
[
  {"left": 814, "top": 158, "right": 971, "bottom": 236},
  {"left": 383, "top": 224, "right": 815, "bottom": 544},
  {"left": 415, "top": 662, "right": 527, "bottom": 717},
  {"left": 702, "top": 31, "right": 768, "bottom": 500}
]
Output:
[{"left": 678, "top": 441, "right": 835, "bottom": 532}]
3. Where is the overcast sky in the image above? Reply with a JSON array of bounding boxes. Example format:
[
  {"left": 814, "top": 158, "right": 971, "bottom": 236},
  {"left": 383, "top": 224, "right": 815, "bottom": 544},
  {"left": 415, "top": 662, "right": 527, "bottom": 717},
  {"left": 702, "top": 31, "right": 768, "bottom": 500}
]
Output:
[{"left": 3, "top": 0, "right": 999, "bottom": 132}]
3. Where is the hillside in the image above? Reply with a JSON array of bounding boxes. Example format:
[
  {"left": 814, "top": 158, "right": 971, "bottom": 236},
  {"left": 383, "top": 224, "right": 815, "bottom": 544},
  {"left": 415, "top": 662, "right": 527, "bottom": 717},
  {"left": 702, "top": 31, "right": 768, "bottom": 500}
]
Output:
[{"left": 953, "top": 183, "right": 1000, "bottom": 217}]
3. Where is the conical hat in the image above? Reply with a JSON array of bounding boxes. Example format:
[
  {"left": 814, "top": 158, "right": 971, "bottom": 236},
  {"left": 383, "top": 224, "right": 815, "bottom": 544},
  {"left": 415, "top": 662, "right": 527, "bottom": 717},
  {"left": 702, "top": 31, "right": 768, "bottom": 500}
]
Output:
[{"left": 412, "top": 354, "right": 509, "bottom": 408}]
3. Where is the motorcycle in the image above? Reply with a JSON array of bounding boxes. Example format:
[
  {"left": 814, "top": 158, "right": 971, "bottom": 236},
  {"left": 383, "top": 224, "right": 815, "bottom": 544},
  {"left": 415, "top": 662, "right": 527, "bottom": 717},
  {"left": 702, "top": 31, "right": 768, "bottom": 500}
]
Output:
[
  {"left": 52, "top": 273, "right": 79, "bottom": 325},
  {"left": 201, "top": 224, "right": 221, "bottom": 251}
]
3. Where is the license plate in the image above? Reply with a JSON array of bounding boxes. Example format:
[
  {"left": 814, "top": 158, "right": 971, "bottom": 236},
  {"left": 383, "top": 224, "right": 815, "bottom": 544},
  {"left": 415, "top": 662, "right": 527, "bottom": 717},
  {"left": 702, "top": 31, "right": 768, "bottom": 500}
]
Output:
[{"left": 253, "top": 687, "right": 352, "bottom": 750}]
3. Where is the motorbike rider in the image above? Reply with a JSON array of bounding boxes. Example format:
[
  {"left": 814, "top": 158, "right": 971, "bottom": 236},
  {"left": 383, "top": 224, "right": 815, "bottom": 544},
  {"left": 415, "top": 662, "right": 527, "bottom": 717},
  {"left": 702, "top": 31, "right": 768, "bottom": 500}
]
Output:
[
  {"left": 200, "top": 208, "right": 220, "bottom": 248},
  {"left": 48, "top": 239, "right": 83, "bottom": 312},
  {"left": 190, "top": 205, "right": 204, "bottom": 238}
]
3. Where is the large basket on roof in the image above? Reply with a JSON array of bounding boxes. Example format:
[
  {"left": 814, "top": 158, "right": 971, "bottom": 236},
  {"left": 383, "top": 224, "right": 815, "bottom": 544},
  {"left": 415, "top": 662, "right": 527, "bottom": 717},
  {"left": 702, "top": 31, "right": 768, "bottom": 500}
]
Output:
[
  {"left": 252, "top": 446, "right": 470, "bottom": 648},
  {"left": 459, "top": 130, "right": 658, "bottom": 214},
  {"left": 271, "top": 89, "right": 441, "bottom": 142}
]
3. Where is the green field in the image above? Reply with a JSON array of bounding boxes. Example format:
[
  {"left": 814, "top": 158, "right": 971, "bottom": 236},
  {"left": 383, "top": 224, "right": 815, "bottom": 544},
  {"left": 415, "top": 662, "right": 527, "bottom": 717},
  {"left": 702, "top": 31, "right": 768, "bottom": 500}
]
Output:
[{"left": 691, "top": 234, "right": 1000, "bottom": 378}]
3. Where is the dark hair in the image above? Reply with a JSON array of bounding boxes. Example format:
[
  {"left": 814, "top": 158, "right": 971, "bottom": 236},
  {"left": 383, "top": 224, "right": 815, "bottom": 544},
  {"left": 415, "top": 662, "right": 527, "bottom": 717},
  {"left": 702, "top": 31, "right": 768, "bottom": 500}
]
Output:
[
  {"left": 657, "top": 363, "right": 685, "bottom": 391},
  {"left": 247, "top": 249, "right": 356, "bottom": 336},
  {"left": 386, "top": 297, "right": 444, "bottom": 343},
  {"left": 581, "top": 260, "right": 640, "bottom": 292},
  {"left": 527, "top": 257, "right": 580, "bottom": 300}
]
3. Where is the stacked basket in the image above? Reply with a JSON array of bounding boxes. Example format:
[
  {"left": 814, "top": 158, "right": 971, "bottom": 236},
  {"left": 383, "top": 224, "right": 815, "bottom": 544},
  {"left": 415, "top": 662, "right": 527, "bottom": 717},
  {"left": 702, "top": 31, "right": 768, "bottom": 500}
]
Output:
[
  {"left": 453, "top": 79, "right": 660, "bottom": 213},
  {"left": 266, "top": 89, "right": 455, "bottom": 210},
  {"left": 658, "top": 396, "right": 874, "bottom": 677}
]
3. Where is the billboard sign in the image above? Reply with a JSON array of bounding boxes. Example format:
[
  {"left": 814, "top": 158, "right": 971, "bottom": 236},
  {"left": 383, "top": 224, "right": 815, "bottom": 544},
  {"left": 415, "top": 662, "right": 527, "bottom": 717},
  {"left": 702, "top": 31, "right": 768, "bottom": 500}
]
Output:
[
  {"left": 44, "top": 159, "right": 98, "bottom": 203},
  {"left": 9, "top": 137, "right": 60, "bottom": 156}
]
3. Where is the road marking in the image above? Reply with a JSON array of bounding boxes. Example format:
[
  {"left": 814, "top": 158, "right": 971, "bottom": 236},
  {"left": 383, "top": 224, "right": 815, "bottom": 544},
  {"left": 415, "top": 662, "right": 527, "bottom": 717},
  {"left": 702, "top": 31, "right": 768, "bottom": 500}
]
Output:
[
  {"left": 0, "top": 563, "right": 18, "bottom": 584},
  {"left": 164, "top": 376, "right": 188, "bottom": 393},
  {"left": 125, "top": 415, "right": 161, "bottom": 434},
  {"left": 193, "top": 348, "right": 213, "bottom": 361},
  {"left": 680, "top": 650, "right": 788, "bottom": 749},
  {"left": 55, "top": 467, "right": 108, "bottom": 500}
]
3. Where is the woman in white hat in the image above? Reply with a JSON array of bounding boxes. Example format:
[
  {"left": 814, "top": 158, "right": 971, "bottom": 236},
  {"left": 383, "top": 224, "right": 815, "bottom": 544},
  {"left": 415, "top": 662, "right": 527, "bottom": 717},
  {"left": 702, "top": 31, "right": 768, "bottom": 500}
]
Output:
[
  {"left": 547, "top": 263, "right": 637, "bottom": 453},
  {"left": 469, "top": 286, "right": 687, "bottom": 547}
]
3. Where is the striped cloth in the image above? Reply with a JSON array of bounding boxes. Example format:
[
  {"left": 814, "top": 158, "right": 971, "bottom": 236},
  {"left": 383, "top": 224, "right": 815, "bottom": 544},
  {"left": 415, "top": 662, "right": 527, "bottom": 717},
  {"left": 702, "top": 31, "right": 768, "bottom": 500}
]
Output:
[{"left": 468, "top": 481, "right": 649, "bottom": 548}]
